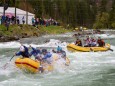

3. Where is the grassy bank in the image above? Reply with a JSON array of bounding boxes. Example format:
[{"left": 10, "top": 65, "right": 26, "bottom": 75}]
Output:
[
  {"left": 0, "top": 25, "right": 73, "bottom": 41},
  {"left": 0, "top": 25, "right": 40, "bottom": 37},
  {"left": 38, "top": 25, "right": 72, "bottom": 34}
]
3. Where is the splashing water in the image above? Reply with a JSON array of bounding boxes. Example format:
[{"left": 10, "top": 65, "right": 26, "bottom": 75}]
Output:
[{"left": 0, "top": 33, "right": 115, "bottom": 86}]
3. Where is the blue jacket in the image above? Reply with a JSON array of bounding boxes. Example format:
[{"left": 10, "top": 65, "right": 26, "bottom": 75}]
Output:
[
  {"left": 61, "top": 50, "right": 66, "bottom": 57},
  {"left": 30, "top": 47, "right": 41, "bottom": 57},
  {"left": 42, "top": 52, "right": 52, "bottom": 60},
  {"left": 16, "top": 46, "right": 29, "bottom": 58}
]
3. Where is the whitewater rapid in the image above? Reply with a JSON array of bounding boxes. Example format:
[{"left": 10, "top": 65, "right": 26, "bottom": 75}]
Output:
[{"left": 0, "top": 33, "right": 115, "bottom": 86}]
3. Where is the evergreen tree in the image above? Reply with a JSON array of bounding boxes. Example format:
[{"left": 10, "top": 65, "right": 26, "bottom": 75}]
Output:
[{"left": 109, "top": 0, "right": 115, "bottom": 28}]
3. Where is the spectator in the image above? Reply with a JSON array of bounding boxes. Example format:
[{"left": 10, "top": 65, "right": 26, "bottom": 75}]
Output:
[
  {"left": 16, "top": 16, "right": 20, "bottom": 24},
  {"left": 32, "top": 17, "right": 35, "bottom": 26},
  {"left": 22, "top": 16, "right": 25, "bottom": 24},
  {"left": 5, "top": 20, "right": 10, "bottom": 31},
  {"left": 0, "top": 16, "right": 1, "bottom": 25}
]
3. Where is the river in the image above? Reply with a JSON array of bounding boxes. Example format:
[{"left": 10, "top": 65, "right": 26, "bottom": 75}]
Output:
[{"left": 0, "top": 33, "right": 115, "bottom": 86}]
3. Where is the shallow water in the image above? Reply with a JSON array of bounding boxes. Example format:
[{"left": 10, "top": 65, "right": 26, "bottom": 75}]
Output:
[{"left": 0, "top": 33, "right": 115, "bottom": 86}]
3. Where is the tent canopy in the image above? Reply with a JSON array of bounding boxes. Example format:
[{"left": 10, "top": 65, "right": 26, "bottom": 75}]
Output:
[
  {"left": 0, "top": 7, "right": 35, "bottom": 25},
  {"left": 0, "top": 7, "right": 34, "bottom": 16}
]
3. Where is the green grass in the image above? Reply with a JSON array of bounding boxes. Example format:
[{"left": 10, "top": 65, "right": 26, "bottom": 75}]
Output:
[
  {"left": 0, "top": 25, "right": 73, "bottom": 37},
  {"left": 39, "top": 25, "right": 72, "bottom": 34}
]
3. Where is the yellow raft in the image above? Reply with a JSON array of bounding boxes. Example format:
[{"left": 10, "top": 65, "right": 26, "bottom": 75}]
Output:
[
  {"left": 15, "top": 55, "right": 70, "bottom": 73},
  {"left": 67, "top": 43, "right": 111, "bottom": 52}
]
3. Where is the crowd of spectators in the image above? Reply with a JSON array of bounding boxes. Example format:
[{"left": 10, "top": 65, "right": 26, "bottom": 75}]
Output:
[
  {"left": 0, "top": 15, "right": 60, "bottom": 26},
  {"left": 0, "top": 15, "right": 25, "bottom": 25},
  {"left": 0, "top": 15, "right": 60, "bottom": 30},
  {"left": 31, "top": 17, "right": 60, "bottom": 27}
]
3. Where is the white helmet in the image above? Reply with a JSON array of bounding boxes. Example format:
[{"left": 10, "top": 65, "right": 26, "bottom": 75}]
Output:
[{"left": 20, "top": 46, "right": 25, "bottom": 52}]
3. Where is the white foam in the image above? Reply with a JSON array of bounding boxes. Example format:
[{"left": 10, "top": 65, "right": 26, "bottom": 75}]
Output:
[
  {"left": 39, "top": 39, "right": 67, "bottom": 48},
  {"left": 0, "top": 41, "right": 21, "bottom": 48},
  {"left": 42, "top": 34, "right": 72, "bottom": 38},
  {"left": 0, "top": 39, "right": 68, "bottom": 49},
  {"left": 94, "top": 34, "right": 115, "bottom": 39}
]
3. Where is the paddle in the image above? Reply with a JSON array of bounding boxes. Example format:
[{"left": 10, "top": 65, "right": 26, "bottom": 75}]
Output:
[
  {"left": 104, "top": 44, "right": 114, "bottom": 52},
  {"left": 90, "top": 48, "right": 94, "bottom": 52},
  {"left": 108, "top": 48, "right": 113, "bottom": 52},
  {"left": 2, "top": 55, "right": 15, "bottom": 69}
]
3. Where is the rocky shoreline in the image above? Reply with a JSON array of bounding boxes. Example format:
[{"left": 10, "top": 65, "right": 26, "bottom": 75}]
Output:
[
  {"left": 0, "top": 32, "right": 40, "bottom": 42},
  {"left": 0, "top": 25, "right": 71, "bottom": 42},
  {"left": 0, "top": 29, "right": 115, "bottom": 42},
  {"left": 0, "top": 36, "right": 19, "bottom": 42},
  {"left": 0, "top": 25, "right": 41, "bottom": 42}
]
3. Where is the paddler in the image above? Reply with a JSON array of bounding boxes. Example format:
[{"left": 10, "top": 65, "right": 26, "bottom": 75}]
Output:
[
  {"left": 29, "top": 45, "right": 42, "bottom": 61},
  {"left": 41, "top": 49, "right": 53, "bottom": 64},
  {"left": 75, "top": 38, "right": 82, "bottom": 46},
  {"left": 97, "top": 37, "right": 105, "bottom": 47},
  {"left": 29, "top": 45, "right": 44, "bottom": 73},
  {"left": 15, "top": 44, "right": 30, "bottom": 58}
]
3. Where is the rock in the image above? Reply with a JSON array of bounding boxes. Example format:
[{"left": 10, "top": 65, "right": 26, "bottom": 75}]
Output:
[
  {"left": 33, "top": 32, "right": 39, "bottom": 37},
  {"left": 0, "top": 36, "right": 19, "bottom": 42},
  {"left": 21, "top": 33, "right": 28, "bottom": 38},
  {"left": 0, "top": 32, "right": 3, "bottom": 38}
]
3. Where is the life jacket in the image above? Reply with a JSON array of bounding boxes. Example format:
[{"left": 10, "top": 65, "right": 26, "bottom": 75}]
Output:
[
  {"left": 85, "top": 38, "right": 91, "bottom": 45},
  {"left": 42, "top": 52, "right": 52, "bottom": 59},
  {"left": 23, "top": 46, "right": 29, "bottom": 57},
  {"left": 75, "top": 40, "right": 82, "bottom": 46},
  {"left": 97, "top": 39, "right": 105, "bottom": 47}
]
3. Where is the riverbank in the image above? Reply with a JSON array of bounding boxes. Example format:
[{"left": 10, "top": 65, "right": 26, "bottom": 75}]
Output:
[{"left": 0, "top": 25, "right": 72, "bottom": 42}]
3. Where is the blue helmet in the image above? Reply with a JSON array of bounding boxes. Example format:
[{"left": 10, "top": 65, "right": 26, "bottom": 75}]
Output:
[
  {"left": 57, "top": 46, "right": 62, "bottom": 51},
  {"left": 42, "top": 49, "right": 47, "bottom": 53}
]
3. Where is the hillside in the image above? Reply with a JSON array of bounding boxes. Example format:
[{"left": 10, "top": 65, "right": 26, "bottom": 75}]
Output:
[{"left": 0, "top": 0, "right": 115, "bottom": 29}]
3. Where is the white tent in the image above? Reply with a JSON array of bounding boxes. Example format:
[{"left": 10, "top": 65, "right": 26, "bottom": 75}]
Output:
[{"left": 0, "top": 7, "right": 35, "bottom": 25}]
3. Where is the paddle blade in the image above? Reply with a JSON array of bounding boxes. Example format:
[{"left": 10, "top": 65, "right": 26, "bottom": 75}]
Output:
[
  {"left": 109, "top": 48, "right": 113, "bottom": 52},
  {"left": 2, "top": 62, "right": 9, "bottom": 69}
]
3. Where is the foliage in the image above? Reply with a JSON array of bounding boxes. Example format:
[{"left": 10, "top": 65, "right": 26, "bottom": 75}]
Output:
[
  {"left": 93, "top": 12, "right": 109, "bottom": 29},
  {"left": 0, "top": 24, "right": 72, "bottom": 37},
  {"left": 109, "top": 0, "right": 115, "bottom": 28},
  {"left": 39, "top": 25, "right": 72, "bottom": 34},
  {"left": 0, "top": 0, "right": 115, "bottom": 29}
]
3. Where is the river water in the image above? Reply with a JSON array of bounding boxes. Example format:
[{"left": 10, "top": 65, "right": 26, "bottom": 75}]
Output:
[{"left": 0, "top": 33, "right": 115, "bottom": 86}]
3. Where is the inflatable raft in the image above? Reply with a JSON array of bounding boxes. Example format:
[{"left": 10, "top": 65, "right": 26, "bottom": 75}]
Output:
[
  {"left": 67, "top": 43, "right": 110, "bottom": 52},
  {"left": 15, "top": 55, "right": 70, "bottom": 73}
]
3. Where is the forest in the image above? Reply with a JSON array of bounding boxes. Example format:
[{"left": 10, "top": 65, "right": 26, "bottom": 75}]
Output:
[{"left": 0, "top": 0, "right": 115, "bottom": 29}]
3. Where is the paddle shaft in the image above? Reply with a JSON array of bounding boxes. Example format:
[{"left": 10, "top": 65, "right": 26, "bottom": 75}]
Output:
[
  {"left": 2, "top": 55, "right": 15, "bottom": 69},
  {"left": 9, "top": 55, "right": 15, "bottom": 61},
  {"left": 108, "top": 48, "right": 113, "bottom": 52}
]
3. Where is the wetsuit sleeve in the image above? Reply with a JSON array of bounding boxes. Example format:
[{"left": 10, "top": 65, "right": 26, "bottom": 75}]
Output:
[
  {"left": 24, "top": 46, "right": 29, "bottom": 52},
  {"left": 29, "top": 47, "right": 36, "bottom": 56},
  {"left": 32, "top": 47, "right": 36, "bottom": 51},
  {"left": 16, "top": 51, "right": 22, "bottom": 56}
]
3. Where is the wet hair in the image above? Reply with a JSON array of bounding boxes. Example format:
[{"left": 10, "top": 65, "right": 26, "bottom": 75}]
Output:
[{"left": 42, "top": 49, "right": 47, "bottom": 53}]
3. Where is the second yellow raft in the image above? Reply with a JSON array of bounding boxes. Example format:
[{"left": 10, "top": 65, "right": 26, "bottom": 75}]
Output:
[{"left": 67, "top": 43, "right": 110, "bottom": 52}]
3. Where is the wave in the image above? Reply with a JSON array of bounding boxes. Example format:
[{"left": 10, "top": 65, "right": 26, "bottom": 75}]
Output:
[{"left": 0, "top": 39, "right": 68, "bottom": 49}]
